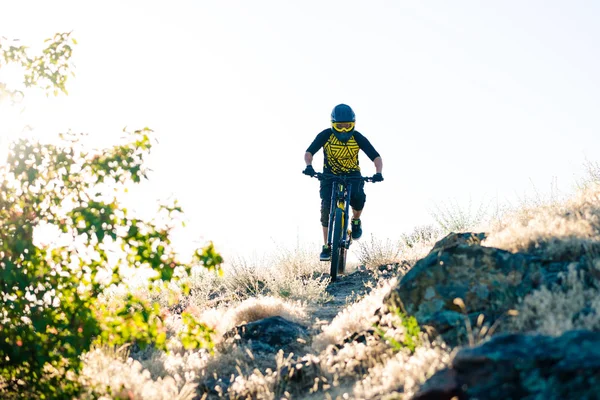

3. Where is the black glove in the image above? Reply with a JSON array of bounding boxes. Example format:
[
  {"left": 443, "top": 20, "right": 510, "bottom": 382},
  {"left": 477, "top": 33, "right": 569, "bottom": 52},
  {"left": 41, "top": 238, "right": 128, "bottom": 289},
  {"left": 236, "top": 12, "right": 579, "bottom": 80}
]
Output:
[
  {"left": 372, "top": 172, "right": 384, "bottom": 182},
  {"left": 303, "top": 165, "right": 316, "bottom": 177}
]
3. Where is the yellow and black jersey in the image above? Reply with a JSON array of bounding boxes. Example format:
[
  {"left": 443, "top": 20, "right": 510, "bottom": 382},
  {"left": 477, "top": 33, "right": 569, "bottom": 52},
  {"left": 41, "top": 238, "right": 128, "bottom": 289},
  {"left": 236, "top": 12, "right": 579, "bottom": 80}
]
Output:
[{"left": 306, "top": 129, "right": 380, "bottom": 175}]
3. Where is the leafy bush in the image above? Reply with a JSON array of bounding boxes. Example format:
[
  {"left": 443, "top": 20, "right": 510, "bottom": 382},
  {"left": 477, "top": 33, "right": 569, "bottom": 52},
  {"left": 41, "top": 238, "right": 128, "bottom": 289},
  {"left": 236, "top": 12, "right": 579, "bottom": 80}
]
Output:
[
  {"left": 0, "top": 33, "right": 221, "bottom": 398},
  {"left": 1, "top": 31, "right": 75, "bottom": 98}
]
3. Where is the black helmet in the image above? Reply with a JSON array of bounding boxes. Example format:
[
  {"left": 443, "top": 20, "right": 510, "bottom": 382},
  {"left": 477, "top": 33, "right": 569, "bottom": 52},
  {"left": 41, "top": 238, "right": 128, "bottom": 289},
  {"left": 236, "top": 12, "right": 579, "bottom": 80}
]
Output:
[{"left": 331, "top": 104, "right": 356, "bottom": 123}]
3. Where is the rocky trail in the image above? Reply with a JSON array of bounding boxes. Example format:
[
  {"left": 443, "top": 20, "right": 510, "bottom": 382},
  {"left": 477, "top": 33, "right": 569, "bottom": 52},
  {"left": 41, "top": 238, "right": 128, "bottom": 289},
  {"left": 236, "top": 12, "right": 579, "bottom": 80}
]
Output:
[
  {"left": 215, "top": 232, "right": 600, "bottom": 399},
  {"left": 306, "top": 262, "right": 408, "bottom": 336},
  {"left": 308, "top": 267, "right": 378, "bottom": 326}
]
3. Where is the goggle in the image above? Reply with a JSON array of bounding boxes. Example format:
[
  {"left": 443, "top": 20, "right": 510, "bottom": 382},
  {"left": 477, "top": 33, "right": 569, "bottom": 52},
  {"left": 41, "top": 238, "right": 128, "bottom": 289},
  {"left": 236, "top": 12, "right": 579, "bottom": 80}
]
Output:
[{"left": 332, "top": 121, "right": 355, "bottom": 133}]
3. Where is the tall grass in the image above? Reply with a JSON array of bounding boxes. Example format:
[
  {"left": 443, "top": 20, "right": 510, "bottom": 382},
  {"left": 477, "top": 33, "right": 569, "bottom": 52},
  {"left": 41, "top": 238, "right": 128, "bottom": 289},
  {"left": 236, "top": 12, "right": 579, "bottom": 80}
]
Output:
[
  {"left": 75, "top": 233, "right": 456, "bottom": 399},
  {"left": 354, "top": 226, "right": 444, "bottom": 272},
  {"left": 577, "top": 158, "right": 600, "bottom": 190},
  {"left": 484, "top": 183, "right": 600, "bottom": 260},
  {"left": 429, "top": 197, "right": 491, "bottom": 233},
  {"left": 354, "top": 234, "right": 402, "bottom": 269},
  {"left": 509, "top": 265, "right": 600, "bottom": 336},
  {"left": 79, "top": 345, "right": 199, "bottom": 400},
  {"left": 75, "top": 159, "right": 600, "bottom": 399}
]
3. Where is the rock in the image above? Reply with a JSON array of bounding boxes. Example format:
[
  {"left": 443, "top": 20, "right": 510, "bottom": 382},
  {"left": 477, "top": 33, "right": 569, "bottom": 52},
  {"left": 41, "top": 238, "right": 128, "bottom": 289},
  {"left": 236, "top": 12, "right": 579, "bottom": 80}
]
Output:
[
  {"left": 429, "top": 232, "right": 487, "bottom": 253},
  {"left": 197, "top": 376, "right": 229, "bottom": 397},
  {"left": 413, "top": 330, "right": 600, "bottom": 400},
  {"left": 278, "top": 355, "right": 323, "bottom": 391},
  {"left": 328, "top": 329, "right": 383, "bottom": 355},
  {"left": 221, "top": 315, "right": 310, "bottom": 355},
  {"left": 384, "top": 232, "right": 597, "bottom": 346},
  {"left": 411, "top": 369, "right": 463, "bottom": 400}
]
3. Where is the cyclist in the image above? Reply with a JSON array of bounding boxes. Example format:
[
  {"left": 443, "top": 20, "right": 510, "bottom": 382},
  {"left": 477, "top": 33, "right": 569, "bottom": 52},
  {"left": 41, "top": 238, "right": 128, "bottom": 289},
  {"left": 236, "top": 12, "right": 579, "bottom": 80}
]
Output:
[{"left": 303, "top": 103, "right": 383, "bottom": 261}]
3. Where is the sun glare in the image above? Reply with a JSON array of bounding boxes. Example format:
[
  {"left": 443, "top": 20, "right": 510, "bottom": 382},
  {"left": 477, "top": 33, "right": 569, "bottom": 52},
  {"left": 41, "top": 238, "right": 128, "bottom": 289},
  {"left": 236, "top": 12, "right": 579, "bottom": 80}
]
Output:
[
  {"left": 0, "top": 63, "right": 25, "bottom": 101},
  {"left": 0, "top": 63, "right": 27, "bottom": 142}
]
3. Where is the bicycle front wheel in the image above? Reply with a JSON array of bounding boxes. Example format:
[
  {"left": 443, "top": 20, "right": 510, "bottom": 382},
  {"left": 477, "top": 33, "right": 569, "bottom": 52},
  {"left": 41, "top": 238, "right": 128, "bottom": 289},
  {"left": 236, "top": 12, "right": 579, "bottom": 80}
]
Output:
[
  {"left": 338, "top": 246, "right": 347, "bottom": 275},
  {"left": 330, "top": 207, "right": 344, "bottom": 282}
]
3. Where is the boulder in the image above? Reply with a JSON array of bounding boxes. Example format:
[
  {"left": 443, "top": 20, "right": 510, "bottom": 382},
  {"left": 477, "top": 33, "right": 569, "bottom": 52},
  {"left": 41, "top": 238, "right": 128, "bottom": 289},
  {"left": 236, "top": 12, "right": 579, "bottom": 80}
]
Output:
[
  {"left": 413, "top": 330, "right": 600, "bottom": 400},
  {"left": 221, "top": 315, "right": 310, "bottom": 355},
  {"left": 384, "top": 232, "right": 594, "bottom": 346}
]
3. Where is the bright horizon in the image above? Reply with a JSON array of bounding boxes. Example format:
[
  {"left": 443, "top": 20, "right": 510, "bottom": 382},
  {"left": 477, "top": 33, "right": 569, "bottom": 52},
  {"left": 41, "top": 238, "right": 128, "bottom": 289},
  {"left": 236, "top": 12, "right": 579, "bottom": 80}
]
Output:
[{"left": 2, "top": 1, "right": 600, "bottom": 262}]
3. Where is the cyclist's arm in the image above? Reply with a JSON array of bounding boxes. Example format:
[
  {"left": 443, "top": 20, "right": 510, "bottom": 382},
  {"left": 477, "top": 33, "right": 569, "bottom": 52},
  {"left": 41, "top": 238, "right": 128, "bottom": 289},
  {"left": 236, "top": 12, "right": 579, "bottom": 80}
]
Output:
[
  {"left": 305, "top": 129, "right": 330, "bottom": 164},
  {"left": 354, "top": 132, "right": 381, "bottom": 161},
  {"left": 374, "top": 156, "right": 383, "bottom": 174},
  {"left": 354, "top": 131, "right": 383, "bottom": 174},
  {"left": 304, "top": 152, "right": 314, "bottom": 166}
]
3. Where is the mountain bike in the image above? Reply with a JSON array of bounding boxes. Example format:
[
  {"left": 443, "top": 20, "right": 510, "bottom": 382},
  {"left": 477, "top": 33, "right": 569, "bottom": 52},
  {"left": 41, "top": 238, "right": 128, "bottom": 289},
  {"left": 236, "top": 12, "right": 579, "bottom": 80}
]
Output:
[{"left": 311, "top": 172, "right": 378, "bottom": 282}]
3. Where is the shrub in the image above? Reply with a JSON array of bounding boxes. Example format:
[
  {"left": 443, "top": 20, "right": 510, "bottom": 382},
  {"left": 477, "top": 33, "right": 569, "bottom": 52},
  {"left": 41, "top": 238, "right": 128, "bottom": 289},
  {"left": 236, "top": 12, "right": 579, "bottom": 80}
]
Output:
[
  {"left": 400, "top": 224, "right": 442, "bottom": 249},
  {"left": 354, "top": 234, "right": 401, "bottom": 268},
  {"left": 429, "top": 197, "right": 490, "bottom": 233},
  {"left": 0, "top": 33, "right": 221, "bottom": 398}
]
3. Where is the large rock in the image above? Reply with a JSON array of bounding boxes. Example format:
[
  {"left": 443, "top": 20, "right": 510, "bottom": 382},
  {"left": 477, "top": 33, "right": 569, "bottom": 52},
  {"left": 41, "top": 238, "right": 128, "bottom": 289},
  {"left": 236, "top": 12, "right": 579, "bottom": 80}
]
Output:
[
  {"left": 384, "top": 232, "right": 592, "bottom": 346},
  {"left": 221, "top": 315, "right": 310, "bottom": 355},
  {"left": 413, "top": 330, "right": 600, "bottom": 400}
]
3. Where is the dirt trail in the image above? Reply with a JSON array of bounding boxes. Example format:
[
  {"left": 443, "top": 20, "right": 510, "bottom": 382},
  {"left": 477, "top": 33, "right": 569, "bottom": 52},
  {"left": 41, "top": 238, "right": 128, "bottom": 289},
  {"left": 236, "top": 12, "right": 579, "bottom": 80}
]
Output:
[
  {"left": 305, "top": 261, "right": 408, "bottom": 335},
  {"left": 306, "top": 266, "right": 380, "bottom": 333}
]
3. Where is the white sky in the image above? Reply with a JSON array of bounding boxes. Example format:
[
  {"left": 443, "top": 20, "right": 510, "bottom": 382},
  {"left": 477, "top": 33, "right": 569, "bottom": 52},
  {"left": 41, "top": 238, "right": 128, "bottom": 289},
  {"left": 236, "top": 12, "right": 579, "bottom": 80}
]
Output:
[{"left": 1, "top": 1, "right": 600, "bottom": 261}]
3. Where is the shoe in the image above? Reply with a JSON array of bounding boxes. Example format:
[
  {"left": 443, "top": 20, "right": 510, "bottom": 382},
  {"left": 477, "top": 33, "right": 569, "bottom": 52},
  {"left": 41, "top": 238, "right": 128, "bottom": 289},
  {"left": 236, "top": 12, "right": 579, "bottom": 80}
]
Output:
[
  {"left": 351, "top": 219, "right": 362, "bottom": 240},
  {"left": 320, "top": 245, "right": 331, "bottom": 261}
]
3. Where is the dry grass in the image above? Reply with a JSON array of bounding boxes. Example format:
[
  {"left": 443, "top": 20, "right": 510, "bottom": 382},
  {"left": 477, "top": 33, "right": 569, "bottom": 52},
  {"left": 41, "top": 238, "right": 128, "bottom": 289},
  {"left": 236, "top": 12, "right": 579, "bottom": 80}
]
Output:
[
  {"left": 309, "top": 278, "right": 451, "bottom": 399},
  {"left": 78, "top": 346, "right": 199, "bottom": 400},
  {"left": 201, "top": 276, "right": 452, "bottom": 400},
  {"left": 312, "top": 278, "right": 398, "bottom": 352},
  {"left": 509, "top": 264, "right": 600, "bottom": 336},
  {"left": 353, "top": 227, "right": 442, "bottom": 274},
  {"left": 198, "top": 295, "right": 310, "bottom": 338},
  {"left": 354, "top": 234, "right": 402, "bottom": 269},
  {"left": 78, "top": 261, "right": 451, "bottom": 399},
  {"left": 74, "top": 167, "right": 600, "bottom": 399},
  {"left": 576, "top": 158, "right": 600, "bottom": 190},
  {"left": 78, "top": 244, "right": 333, "bottom": 398},
  {"left": 398, "top": 225, "right": 444, "bottom": 266},
  {"left": 350, "top": 340, "right": 451, "bottom": 399},
  {"left": 429, "top": 197, "right": 491, "bottom": 233},
  {"left": 198, "top": 242, "right": 332, "bottom": 306},
  {"left": 484, "top": 183, "right": 600, "bottom": 260},
  {"left": 103, "top": 242, "right": 333, "bottom": 316}
]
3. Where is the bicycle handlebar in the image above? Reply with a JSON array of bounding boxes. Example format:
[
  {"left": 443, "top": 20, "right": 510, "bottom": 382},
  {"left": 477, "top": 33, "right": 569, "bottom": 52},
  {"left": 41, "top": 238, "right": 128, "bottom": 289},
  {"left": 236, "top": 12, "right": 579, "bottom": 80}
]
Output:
[{"left": 308, "top": 172, "right": 380, "bottom": 183}]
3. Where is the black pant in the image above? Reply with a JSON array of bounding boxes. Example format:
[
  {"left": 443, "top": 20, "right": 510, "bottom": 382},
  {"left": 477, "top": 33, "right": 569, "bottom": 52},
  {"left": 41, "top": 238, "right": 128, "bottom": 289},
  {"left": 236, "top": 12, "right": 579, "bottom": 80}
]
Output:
[{"left": 319, "top": 179, "right": 366, "bottom": 227}]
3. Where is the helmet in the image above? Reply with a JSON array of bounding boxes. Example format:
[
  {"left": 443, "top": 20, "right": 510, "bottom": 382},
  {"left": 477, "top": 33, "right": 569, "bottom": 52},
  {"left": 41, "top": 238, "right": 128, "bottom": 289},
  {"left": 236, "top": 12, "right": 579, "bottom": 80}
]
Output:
[
  {"left": 331, "top": 104, "right": 355, "bottom": 124},
  {"left": 331, "top": 104, "right": 356, "bottom": 141}
]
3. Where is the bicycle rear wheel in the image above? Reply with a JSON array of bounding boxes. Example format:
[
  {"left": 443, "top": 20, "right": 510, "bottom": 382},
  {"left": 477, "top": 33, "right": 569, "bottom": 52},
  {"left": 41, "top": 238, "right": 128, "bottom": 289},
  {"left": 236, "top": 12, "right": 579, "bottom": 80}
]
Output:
[{"left": 330, "top": 208, "right": 344, "bottom": 282}]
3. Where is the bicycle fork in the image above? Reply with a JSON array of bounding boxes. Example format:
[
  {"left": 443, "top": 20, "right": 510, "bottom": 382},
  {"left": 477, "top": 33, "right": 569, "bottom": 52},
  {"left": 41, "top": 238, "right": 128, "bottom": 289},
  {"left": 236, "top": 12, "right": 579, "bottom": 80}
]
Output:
[
  {"left": 326, "top": 183, "right": 339, "bottom": 248},
  {"left": 327, "top": 182, "right": 353, "bottom": 249},
  {"left": 343, "top": 182, "right": 353, "bottom": 248}
]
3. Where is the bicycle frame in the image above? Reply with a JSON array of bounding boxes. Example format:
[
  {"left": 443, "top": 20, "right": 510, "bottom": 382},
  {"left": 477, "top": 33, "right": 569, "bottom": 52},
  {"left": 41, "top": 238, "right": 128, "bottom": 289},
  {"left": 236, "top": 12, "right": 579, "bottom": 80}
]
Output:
[{"left": 326, "top": 179, "right": 353, "bottom": 251}]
